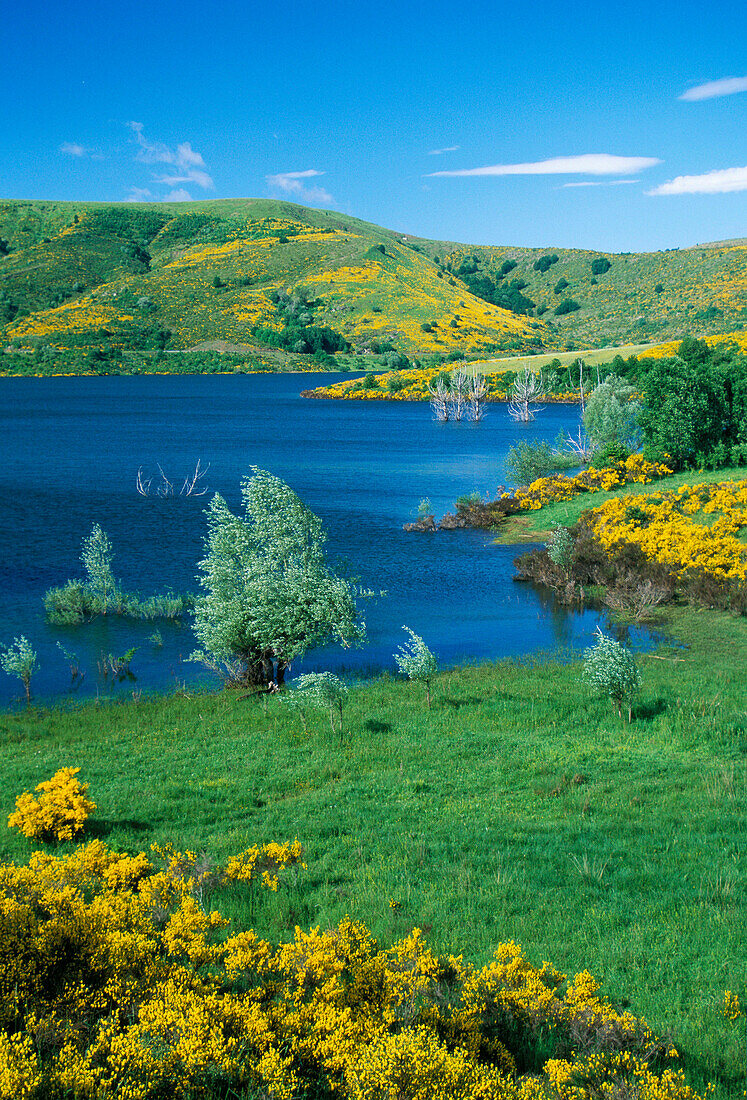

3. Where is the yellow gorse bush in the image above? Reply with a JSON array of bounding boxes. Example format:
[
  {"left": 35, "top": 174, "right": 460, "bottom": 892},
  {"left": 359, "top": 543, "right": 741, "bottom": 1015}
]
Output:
[
  {"left": 515, "top": 455, "right": 674, "bottom": 510},
  {"left": 587, "top": 480, "right": 747, "bottom": 582},
  {"left": 0, "top": 841, "right": 709, "bottom": 1100},
  {"left": 7, "top": 766, "right": 96, "bottom": 842}
]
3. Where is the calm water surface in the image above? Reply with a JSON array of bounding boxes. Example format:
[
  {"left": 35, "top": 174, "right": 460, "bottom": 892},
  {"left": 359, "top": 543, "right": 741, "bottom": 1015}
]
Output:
[{"left": 0, "top": 373, "right": 639, "bottom": 704}]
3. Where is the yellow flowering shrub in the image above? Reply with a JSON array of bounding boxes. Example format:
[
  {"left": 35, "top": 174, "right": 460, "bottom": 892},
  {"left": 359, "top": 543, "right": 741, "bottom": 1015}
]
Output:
[
  {"left": 0, "top": 841, "right": 710, "bottom": 1100},
  {"left": 7, "top": 766, "right": 96, "bottom": 842},
  {"left": 587, "top": 480, "right": 747, "bottom": 582},
  {"left": 515, "top": 455, "right": 674, "bottom": 511}
]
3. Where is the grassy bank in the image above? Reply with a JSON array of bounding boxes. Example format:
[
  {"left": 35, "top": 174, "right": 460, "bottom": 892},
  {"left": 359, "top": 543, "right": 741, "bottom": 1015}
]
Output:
[
  {"left": 1, "top": 605, "right": 744, "bottom": 1097},
  {"left": 495, "top": 466, "right": 747, "bottom": 542}
]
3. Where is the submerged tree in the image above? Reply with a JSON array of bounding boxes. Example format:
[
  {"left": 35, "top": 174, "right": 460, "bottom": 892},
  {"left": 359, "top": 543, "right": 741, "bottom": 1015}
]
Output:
[
  {"left": 191, "top": 468, "right": 365, "bottom": 688},
  {"left": 508, "top": 369, "right": 545, "bottom": 422}
]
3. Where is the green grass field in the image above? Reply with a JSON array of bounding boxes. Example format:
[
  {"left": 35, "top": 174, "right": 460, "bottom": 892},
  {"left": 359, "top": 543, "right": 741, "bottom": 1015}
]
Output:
[{"left": 1, "top": 605, "right": 744, "bottom": 1098}]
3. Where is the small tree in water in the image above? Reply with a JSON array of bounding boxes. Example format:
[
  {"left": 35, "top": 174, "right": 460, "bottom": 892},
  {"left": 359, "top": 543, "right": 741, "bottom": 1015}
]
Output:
[
  {"left": 0, "top": 636, "right": 38, "bottom": 706},
  {"left": 80, "top": 524, "right": 117, "bottom": 613},
  {"left": 394, "top": 626, "right": 438, "bottom": 709},
  {"left": 582, "top": 628, "right": 641, "bottom": 722}
]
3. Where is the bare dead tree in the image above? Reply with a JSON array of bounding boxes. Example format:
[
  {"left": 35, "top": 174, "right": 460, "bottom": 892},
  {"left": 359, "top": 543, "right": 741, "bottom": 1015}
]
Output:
[
  {"left": 136, "top": 468, "right": 153, "bottom": 496},
  {"left": 136, "top": 461, "right": 210, "bottom": 497},
  {"left": 467, "top": 372, "right": 488, "bottom": 421},
  {"left": 449, "top": 367, "right": 469, "bottom": 422},
  {"left": 181, "top": 459, "right": 210, "bottom": 497},
  {"left": 564, "top": 425, "right": 591, "bottom": 462},
  {"left": 508, "top": 369, "right": 545, "bottom": 422},
  {"left": 429, "top": 377, "right": 450, "bottom": 421},
  {"left": 156, "top": 465, "right": 175, "bottom": 497}
]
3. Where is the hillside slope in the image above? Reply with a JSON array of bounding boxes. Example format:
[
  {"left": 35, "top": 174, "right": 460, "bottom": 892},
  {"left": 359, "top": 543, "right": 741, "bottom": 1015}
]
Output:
[{"left": 1, "top": 198, "right": 745, "bottom": 367}]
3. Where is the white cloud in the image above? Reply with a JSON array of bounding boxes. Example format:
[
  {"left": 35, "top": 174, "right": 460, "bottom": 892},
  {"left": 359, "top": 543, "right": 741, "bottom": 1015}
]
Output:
[
  {"left": 426, "top": 153, "right": 661, "bottom": 178},
  {"left": 164, "top": 189, "right": 193, "bottom": 202},
  {"left": 562, "top": 179, "right": 640, "bottom": 188},
  {"left": 680, "top": 76, "right": 747, "bottom": 101},
  {"left": 266, "top": 169, "right": 333, "bottom": 205},
  {"left": 428, "top": 145, "right": 460, "bottom": 155},
  {"left": 125, "top": 187, "right": 154, "bottom": 202},
  {"left": 648, "top": 166, "right": 747, "bottom": 195},
  {"left": 60, "top": 142, "right": 86, "bottom": 157},
  {"left": 126, "top": 122, "right": 214, "bottom": 189}
]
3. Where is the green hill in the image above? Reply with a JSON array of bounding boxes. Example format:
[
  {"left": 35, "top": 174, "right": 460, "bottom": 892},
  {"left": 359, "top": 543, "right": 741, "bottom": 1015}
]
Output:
[{"left": 1, "top": 197, "right": 745, "bottom": 373}]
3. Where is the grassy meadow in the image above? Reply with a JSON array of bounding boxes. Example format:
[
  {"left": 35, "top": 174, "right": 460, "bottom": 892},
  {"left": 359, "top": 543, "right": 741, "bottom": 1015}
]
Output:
[{"left": 1, "top": 605, "right": 744, "bottom": 1098}]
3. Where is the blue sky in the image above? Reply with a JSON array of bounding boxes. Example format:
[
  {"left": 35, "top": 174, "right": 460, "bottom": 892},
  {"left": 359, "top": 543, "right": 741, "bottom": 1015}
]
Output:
[{"left": 1, "top": 0, "right": 745, "bottom": 251}]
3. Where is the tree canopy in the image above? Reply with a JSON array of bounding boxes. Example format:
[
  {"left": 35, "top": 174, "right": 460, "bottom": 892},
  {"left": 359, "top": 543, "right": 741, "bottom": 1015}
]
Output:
[{"left": 191, "top": 469, "right": 365, "bottom": 687}]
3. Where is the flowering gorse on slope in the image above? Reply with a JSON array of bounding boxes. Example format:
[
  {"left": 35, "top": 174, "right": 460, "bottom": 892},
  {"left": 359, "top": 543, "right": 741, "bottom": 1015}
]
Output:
[
  {"left": 0, "top": 840, "right": 706, "bottom": 1100},
  {"left": 587, "top": 479, "right": 747, "bottom": 582}
]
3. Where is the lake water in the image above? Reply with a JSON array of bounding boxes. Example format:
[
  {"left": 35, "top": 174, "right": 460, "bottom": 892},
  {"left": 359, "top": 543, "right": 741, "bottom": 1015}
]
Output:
[{"left": 0, "top": 373, "right": 638, "bottom": 705}]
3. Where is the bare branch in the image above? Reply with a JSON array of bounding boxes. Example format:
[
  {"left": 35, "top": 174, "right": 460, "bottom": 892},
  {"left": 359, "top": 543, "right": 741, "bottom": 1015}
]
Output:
[{"left": 181, "top": 459, "right": 210, "bottom": 496}]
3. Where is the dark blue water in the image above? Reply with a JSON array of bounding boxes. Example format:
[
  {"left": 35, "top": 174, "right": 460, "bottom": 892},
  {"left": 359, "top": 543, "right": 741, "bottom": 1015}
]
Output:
[{"left": 0, "top": 373, "right": 633, "bottom": 705}]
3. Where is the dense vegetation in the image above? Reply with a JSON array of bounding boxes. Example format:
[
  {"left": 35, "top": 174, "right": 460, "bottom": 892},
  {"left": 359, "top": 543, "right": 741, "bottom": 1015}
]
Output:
[{"left": 2, "top": 198, "right": 746, "bottom": 374}]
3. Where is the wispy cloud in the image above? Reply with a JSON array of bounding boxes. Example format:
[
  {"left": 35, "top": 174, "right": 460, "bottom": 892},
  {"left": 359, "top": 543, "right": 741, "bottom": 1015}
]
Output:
[
  {"left": 680, "top": 76, "right": 747, "bottom": 101},
  {"left": 562, "top": 179, "right": 640, "bottom": 188},
  {"left": 266, "top": 169, "right": 333, "bottom": 205},
  {"left": 427, "top": 153, "right": 661, "bottom": 178},
  {"left": 164, "top": 188, "right": 193, "bottom": 202},
  {"left": 428, "top": 145, "right": 460, "bottom": 155},
  {"left": 127, "top": 122, "right": 214, "bottom": 189},
  {"left": 648, "top": 166, "right": 747, "bottom": 195},
  {"left": 125, "top": 187, "right": 154, "bottom": 202},
  {"left": 60, "top": 142, "right": 87, "bottom": 157}
]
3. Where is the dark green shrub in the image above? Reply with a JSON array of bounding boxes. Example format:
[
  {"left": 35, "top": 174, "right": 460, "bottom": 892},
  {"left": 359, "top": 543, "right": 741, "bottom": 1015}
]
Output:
[
  {"left": 591, "top": 258, "right": 611, "bottom": 275},
  {"left": 553, "top": 278, "right": 569, "bottom": 295},
  {"left": 554, "top": 299, "right": 581, "bottom": 315},
  {"left": 533, "top": 254, "right": 559, "bottom": 273}
]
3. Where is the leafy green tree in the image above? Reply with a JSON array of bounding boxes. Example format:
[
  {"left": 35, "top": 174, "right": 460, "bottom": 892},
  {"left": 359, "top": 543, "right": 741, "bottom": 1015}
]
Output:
[
  {"left": 80, "top": 524, "right": 117, "bottom": 614},
  {"left": 547, "top": 524, "right": 574, "bottom": 572},
  {"left": 583, "top": 628, "right": 641, "bottom": 721},
  {"left": 287, "top": 672, "right": 348, "bottom": 735},
  {"left": 583, "top": 374, "right": 641, "bottom": 461},
  {"left": 394, "top": 627, "right": 438, "bottom": 709},
  {"left": 191, "top": 469, "right": 365, "bottom": 688},
  {"left": 0, "top": 636, "right": 38, "bottom": 705},
  {"left": 591, "top": 258, "right": 611, "bottom": 275},
  {"left": 638, "top": 352, "right": 727, "bottom": 466}
]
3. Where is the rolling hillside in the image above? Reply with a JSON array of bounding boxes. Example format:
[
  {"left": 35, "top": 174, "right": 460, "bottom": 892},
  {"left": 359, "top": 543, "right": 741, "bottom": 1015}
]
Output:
[{"left": 1, "top": 197, "right": 745, "bottom": 372}]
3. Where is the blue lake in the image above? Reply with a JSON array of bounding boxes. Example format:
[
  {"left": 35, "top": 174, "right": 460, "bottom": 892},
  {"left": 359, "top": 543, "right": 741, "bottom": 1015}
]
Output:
[{"left": 0, "top": 372, "right": 641, "bottom": 705}]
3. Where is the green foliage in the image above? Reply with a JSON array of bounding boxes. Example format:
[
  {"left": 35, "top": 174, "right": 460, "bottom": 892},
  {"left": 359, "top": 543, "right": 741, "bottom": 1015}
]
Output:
[
  {"left": 416, "top": 497, "right": 433, "bottom": 519},
  {"left": 591, "top": 258, "right": 611, "bottom": 276},
  {"left": 191, "top": 468, "right": 365, "bottom": 687},
  {"left": 394, "top": 626, "right": 438, "bottom": 708},
  {"left": 45, "top": 527, "right": 192, "bottom": 625},
  {"left": 362, "top": 371, "right": 379, "bottom": 389},
  {"left": 553, "top": 278, "right": 570, "bottom": 295},
  {"left": 554, "top": 299, "right": 581, "bottom": 316},
  {"left": 638, "top": 340, "right": 747, "bottom": 466},
  {"left": 583, "top": 374, "right": 641, "bottom": 460},
  {"left": 533, "top": 254, "right": 559, "bottom": 273},
  {"left": 0, "top": 636, "right": 38, "bottom": 704},
  {"left": 287, "top": 671, "right": 349, "bottom": 735},
  {"left": 582, "top": 628, "right": 641, "bottom": 718},
  {"left": 506, "top": 437, "right": 577, "bottom": 485},
  {"left": 80, "top": 524, "right": 117, "bottom": 613},
  {"left": 546, "top": 524, "right": 574, "bottom": 571}
]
